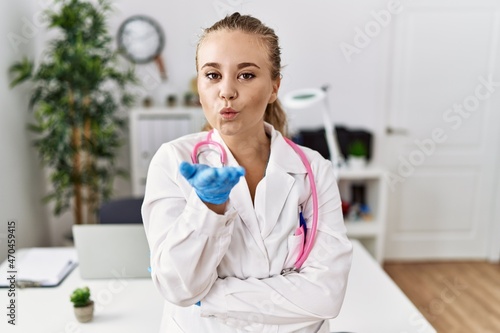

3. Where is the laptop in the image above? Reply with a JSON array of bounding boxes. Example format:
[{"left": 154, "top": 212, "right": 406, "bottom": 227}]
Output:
[{"left": 72, "top": 224, "right": 151, "bottom": 279}]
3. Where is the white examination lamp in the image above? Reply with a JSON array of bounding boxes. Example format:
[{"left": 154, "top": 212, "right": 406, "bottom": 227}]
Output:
[{"left": 282, "top": 86, "right": 343, "bottom": 178}]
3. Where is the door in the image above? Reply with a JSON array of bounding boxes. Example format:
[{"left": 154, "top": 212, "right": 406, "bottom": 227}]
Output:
[{"left": 383, "top": 0, "right": 500, "bottom": 259}]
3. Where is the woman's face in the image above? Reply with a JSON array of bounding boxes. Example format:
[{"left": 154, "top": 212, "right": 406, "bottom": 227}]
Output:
[{"left": 197, "top": 30, "right": 280, "bottom": 138}]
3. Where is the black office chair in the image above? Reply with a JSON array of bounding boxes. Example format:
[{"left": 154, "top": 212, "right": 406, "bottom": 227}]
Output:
[{"left": 98, "top": 197, "right": 144, "bottom": 224}]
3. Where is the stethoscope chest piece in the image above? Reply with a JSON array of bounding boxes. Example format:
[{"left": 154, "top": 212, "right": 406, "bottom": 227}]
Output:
[{"left": 281, "top": 267, "right": 299, "bottom": 276}]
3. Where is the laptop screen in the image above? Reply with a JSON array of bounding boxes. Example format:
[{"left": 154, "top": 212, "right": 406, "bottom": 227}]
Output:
[{"left": 72, "top": 224, "right": 151, "bottom": 279}]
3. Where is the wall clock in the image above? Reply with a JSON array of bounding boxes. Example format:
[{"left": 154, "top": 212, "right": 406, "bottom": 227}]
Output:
[{"left": 117, "top": 15, "right": 167, "bottom": 80}]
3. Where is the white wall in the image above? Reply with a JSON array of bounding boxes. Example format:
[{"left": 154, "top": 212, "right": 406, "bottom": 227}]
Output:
[
  {"left": 0, "top": 0, "right": 50, "bottom": 261},
  {"left": 105, "top": 0, "right": 394, "bottom": 177},
  {"left": 4, "top": 0, "right": 396, "bottom": 246},
  {"left": 108, "top": 0, "right": 392, "bottom": 139},
  {"left": 489, "top": 118, "right": 500, "bottom": 261}
]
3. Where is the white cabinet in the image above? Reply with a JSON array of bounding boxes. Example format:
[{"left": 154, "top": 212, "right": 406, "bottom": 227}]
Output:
[
  {"left": 129, "top": 107, "right": 206, "bottom": 196},
  {"left": 337, "top": 168, "right": 388, "bottom": 263}
]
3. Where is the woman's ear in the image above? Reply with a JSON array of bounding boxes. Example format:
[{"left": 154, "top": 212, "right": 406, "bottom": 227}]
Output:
[{"left": 268, "top": 77, "right": 281, "bottom": 104}]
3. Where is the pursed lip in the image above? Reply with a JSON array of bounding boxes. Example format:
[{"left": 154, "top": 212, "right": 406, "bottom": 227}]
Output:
[
  {"left": 219, "top": 107, "right": 240, "bottom": 120},
  {"left": 219, "top": 107, "right": 239, "bottom": 114}
]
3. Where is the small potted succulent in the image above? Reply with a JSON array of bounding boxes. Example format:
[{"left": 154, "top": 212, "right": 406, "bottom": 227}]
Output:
[
  {"left": 347, "top": 140, "right": 368, "bottom": 169},
  {"left": 70, "top": 286, "right": 94, "bottom": 323}
]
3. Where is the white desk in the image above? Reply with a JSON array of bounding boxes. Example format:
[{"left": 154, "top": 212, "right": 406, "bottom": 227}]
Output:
[
  {"left": 329, "top": 240, "right": 436, "bottom": 333},
  {"left": 0, "top": 251, "right": 164, "bottom": 333},
  {"left": 1, "top": 240, "right": 435, "bottom": 333}
]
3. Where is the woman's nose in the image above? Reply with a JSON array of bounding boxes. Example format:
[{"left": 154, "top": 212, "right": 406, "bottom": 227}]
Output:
[{"left": 219, "top": 79, "right": 238, "bottom": 100}]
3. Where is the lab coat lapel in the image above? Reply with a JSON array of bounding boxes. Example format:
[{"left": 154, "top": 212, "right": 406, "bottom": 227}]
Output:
[
  {"left": 259, "top": 166, "right": 295, "bottom": 239},
  {"left": 209, "top": 130, "right": 270, "bottom": 259},
  {"left": 259, "top": 131, "right": 307, "bottom": 238},
  {"left": 231, "top": 179, "right": 269, "bottom": 258}
]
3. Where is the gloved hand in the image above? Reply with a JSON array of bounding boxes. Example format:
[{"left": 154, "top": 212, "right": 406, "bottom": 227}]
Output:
[{"left": 179, "top": 161, "right": 245, "bottom": 205}]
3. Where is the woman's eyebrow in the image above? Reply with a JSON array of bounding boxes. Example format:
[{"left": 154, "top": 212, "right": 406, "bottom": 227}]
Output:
[
  {"left": 237, "top": 62, "right": 260, "bottom": 69},
  {"left": 200, "top": 62, "right": 261, "bottom": 70},
  {"left": 201, "top": 62, "right": 220, "bottom": 70}
]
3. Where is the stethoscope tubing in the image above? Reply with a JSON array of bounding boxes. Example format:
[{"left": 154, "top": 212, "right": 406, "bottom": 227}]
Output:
[
  {"left": 192, "top": 130, "right": 319, "bottom": 272},
  {"left": 191, "top": 130, "right": 227, "bottom": 166},
  {"left": 284, "top": 137, "right": 318, "bottom": 270}
]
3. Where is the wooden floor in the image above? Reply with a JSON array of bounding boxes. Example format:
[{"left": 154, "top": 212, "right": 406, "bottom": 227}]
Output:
[{"left": 383, "top": 261, "right": 500, "bottom": 333}]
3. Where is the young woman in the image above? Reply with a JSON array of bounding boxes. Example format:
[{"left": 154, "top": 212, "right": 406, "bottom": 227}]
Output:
[{"left": 142, "top": 12, "right": 352, "bottom": 333}]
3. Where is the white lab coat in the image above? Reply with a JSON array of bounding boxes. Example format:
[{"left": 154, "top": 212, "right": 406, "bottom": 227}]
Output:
[{"left": 142, "top": 123, "right": 352, "bottom": 333}]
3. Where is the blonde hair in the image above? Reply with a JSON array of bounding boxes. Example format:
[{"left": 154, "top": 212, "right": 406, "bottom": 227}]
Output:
[{"left": 196, "top": 12, "right": 288, "bottom": 137}]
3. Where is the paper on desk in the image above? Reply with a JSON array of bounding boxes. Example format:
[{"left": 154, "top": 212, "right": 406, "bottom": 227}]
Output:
[{"left": 0, "top": 247, "right": 78, "bottom": 287}]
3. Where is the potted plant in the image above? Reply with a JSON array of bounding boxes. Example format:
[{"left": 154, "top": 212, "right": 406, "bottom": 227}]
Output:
[
  {"left": 9, "top": 0, "right": 137, "bottom": 225},
  {"left": 70, "top": 286, "right": 94, "bottom": 323},
  {"left": 347, "top": 139, "right": 368, "bottom": 169}
]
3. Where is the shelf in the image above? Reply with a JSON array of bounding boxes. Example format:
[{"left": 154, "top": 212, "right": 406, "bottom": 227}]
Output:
[
  {"left": 337, "top": 166, "right": 388, "bottom": 263},
  {"left": 345, "top": 221, "right": 382, "bottom": 237}
]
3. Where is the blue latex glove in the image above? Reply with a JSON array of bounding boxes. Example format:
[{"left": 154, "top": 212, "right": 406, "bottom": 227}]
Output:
[{"left": 179, "top": 161, "right": 245, "bottom": 205}]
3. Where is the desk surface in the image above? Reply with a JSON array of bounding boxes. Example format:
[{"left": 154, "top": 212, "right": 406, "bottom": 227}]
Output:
[
  {"left": 1, "top": 249, "right": 163, "bottom": 333},
  {"left": 329, "top": 240, "right": 436, "bottom": 333},
  {"left": 1, "top": 240, "right": 435, "bottom": 333}
]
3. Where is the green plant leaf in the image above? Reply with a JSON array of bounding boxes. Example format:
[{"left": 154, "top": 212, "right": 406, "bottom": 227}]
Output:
[
  {"left": 70, "top": 286, "right": 91, "bottom": 307},
  {"left": 9, "top": 58, "right": 33, "bottom": 88},
  {"left": 348, "top": 140, "right": 367, "bottom": 157},
  {"left": 9, "top": 0, "right": 138, "bottom": 224}
]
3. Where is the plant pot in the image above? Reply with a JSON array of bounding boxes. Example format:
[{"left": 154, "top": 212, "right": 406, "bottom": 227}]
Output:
[
  {"left": 74, "top": 301, "right": 94, "bottom": 323},
  {"left": 347, "top": 156, "right": 367, "bottom": 170}
]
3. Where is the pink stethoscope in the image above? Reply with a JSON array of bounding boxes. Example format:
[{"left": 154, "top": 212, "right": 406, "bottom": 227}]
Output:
[{"left": 191, "top": 130, "right": 319, "bottom": 274}]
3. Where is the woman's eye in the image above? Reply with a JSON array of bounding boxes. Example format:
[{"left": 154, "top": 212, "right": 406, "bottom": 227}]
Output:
[
  {"left": 239, "top": 73, "right": 255, "bottom": 80},
  {"left": 206, "top": 72, "right": 221, "bottom": 80}
]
